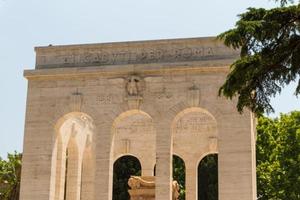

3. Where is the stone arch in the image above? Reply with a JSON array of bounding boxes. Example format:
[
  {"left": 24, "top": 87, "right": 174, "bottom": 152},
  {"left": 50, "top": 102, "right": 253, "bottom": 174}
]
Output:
[
  {"left": 49, "top": 112, "right": 95, "bottom": 200},
  {"left": 113, "top": 153, "right": 141, "bottom": 163},
  {"left": 169, "top": 106, "right": 219, "bottom": 200},
  {"left": 171, "top": 107, "right": 218, "bottom": 161},
  {"left": 111, "top": 109, "right": 156, "bottom": 177},
  {"left": 93, "top": 106, "right": 159, "bottom": 200}
]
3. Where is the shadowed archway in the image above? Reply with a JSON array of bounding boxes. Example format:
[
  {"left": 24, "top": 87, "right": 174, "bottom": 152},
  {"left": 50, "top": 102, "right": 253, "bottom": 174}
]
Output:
[
  {"left": 113, "top": 155, "right": 142, "bottom": 200},
  {"left": 198, "top": 154, "right": 218, "bottom": 200}
]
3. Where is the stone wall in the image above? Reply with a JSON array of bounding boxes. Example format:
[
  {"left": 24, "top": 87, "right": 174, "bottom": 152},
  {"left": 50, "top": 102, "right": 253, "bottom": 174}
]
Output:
[{"left": 20, "top": 37, "right": 256, "bottom": 200}]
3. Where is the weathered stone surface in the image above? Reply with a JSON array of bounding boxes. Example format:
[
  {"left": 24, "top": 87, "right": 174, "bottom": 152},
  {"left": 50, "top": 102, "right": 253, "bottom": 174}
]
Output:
[
  {"left": 35, "top": 37, "right": 239, "bottom": 69},
  {"left": 20, "top": 37, "right": 256, "bottom": 200}
]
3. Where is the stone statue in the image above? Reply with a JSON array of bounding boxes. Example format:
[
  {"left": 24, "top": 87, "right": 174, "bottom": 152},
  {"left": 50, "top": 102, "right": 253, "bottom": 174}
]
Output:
[
  {"left": 128, "top": 176, "right": 155, "bottom": 189},
  {"left": 172, "top": 181, "right": 180, "bottom": 200},
  {"left": 127, "top": 176, "right": 180, "bottom": 200}
]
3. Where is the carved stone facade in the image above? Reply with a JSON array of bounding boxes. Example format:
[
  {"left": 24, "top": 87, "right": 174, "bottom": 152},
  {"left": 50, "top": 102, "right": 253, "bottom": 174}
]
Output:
[{"left": 20, "top": 37, "right": 257, "bottom": 200}]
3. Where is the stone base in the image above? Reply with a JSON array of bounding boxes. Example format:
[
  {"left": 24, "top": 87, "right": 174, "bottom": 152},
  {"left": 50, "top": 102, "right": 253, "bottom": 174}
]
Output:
[{"left": 128, "top": 189, "right": 155, "bottom": 200}]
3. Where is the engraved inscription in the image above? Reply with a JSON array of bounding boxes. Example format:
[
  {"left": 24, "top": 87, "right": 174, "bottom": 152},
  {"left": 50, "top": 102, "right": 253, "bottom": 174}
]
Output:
[
  {"left": 97, "top": 94, "right": 122, "bottom": 104},
  {"left": 115, "top": 114, "right": 154, "bottom": 135},
  {"left": 38, "top": 46, "right": 218, "bottom": 68},
  {"left": 175, "top": 112, "right": 216, "bottom": 134},
  {"left": 152, "top": 87, "right": 173, "bottom": 101}
]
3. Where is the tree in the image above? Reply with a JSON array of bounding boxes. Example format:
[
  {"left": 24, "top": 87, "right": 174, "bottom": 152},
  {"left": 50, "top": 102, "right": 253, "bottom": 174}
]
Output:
[
  {"left": 256, "top": 111, "right": 300, "bottom": 199},
  {"left": 218, "top": 0, "right": 300, "bottom": 115},
  {"left": 0, "top": 152, "right": 22, "bottom": 200}
]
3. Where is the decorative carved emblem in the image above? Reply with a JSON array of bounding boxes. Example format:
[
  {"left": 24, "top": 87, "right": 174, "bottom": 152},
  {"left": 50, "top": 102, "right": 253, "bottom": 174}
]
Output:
[
  {"left": 122, "top": 139, "right": 130, "bottom": 153},
  {"left": 209, "top": 136, "right": 218, "bottom": 152},
  {"left": 125, "top": 75, "right": 144, "bottom": 109},
  {"left": 70, "top": 89, "right": 83, "bottom": 111},
  {"left": 126, "top": 75, "right": 142, "bottom": 96},
  {"left": 187, "top": 84, "right": 200, "bottom": 107}
]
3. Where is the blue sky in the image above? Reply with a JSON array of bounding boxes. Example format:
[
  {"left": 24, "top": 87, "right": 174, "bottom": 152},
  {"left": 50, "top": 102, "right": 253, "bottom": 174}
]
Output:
[{"left": 0, "top": 0, "right": 298, "bottom": 158}]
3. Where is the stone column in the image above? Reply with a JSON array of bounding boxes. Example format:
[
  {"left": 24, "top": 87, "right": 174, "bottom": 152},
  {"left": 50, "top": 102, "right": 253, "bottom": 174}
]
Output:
[
  {"left": 94, "top": 123, "right": 113, "bottom": 200},
  {"left": 155, "top": 120, "right": 172, "bottom": 200},
  {"left": 185, "top": 162, "right": 197, "bottom": 200}
]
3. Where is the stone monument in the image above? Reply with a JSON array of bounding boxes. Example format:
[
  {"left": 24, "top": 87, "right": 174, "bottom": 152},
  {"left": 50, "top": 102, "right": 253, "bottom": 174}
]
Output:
[{"left": 20, "top": 37, "right": 257, "bottom": 200}]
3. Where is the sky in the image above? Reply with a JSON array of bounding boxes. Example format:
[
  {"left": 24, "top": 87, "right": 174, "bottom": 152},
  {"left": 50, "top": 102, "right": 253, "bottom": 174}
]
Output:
[{"left": 0, "top": 0, "right": 298, "bottom": 158}]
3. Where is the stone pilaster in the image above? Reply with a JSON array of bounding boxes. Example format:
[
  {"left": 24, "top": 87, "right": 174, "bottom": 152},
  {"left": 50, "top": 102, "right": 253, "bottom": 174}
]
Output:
[{"left": 155, "top": 120, "right": 172, "bottom": 200}]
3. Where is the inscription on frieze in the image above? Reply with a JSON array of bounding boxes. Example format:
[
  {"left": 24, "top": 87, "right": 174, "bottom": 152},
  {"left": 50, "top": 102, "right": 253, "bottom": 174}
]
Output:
[
  {"left": 175, "top": 112, "right": 217, "bottom": 134},
  {"left": 80, "top": 47, "right": 213, "bottom": 65},
  {"left": 37, "top": 46, "right": 222, "bottom": 68}
]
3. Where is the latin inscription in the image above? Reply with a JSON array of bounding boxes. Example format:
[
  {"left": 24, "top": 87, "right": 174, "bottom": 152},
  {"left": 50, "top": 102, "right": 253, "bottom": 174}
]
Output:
[
  {"left": 115, "top": 114, "right": 154, "bottom": 135},
  {"left": 40, "top": 47, "right": 216, "bottom": 67},
  {"left": 175, "top": 112, "right": 216, "bottom": 134}
]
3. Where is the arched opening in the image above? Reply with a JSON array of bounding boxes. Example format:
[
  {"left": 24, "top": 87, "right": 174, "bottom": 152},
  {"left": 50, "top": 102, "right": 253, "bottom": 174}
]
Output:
[
  {"left": 50, "top": 112, "right": 95, "bottom": 200},
  {"left": 113, "top": 155, "right": 141, "bottom": 200},
  {"left": 173, "top": 155, "right": 186, "bottom": 200},
  {"left": 198, "top": 154, "right": 218, "bottom": 200}
]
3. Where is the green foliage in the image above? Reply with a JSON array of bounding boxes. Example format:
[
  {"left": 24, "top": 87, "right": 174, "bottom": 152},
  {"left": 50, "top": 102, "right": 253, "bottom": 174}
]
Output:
[
  {"left": 256, "top": 111, "right": 300, "bottom": 199},
  {"left": 198, "top": 154, "right": 218, "bottom": 200},
  {"left": 218, "top": 1, "right": 300, "bottom": 115},
  {"left": 173, "top": 155, "right": 185, "bottom": 200},
  {"left": 112, "top": 156, "right": 141, "bottom": 200},
  {"left": 0, "top": 152, "right": 22, "bottom": 200}
]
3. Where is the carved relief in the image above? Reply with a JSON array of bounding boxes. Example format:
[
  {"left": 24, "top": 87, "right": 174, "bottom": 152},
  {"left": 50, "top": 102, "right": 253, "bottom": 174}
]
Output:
[
  {"left": 126, "top": 75, "right": 143, "bottom": 97},
  {"left": 187, "top": 85, "right": 200, "bottom": 107},
  {"left": 125, "top": 75, "right": 144, "bottom": 109},
  {"left": 122, "top": 139, "right": 130, "bottom": 153},
  {"left": 209, "top": 136, "right": 218, "bottom": 152},
  {"left": 70, "top": 90, "right": 83, "bottom": 111}
]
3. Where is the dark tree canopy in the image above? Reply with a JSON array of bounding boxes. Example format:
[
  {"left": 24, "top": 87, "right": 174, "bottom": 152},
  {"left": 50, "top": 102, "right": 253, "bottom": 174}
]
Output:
[{"left": 218, "top": 1, "right": 300, "bottom": 115}]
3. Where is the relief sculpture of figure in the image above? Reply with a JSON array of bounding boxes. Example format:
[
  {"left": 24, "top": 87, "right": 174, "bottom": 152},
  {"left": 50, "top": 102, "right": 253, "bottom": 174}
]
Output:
[
  {"left": 126, "top": 75, "right": 141, "bottom": 96},
  {"left": 128, "top": 176, "right": 155, "bottom": 189}
]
